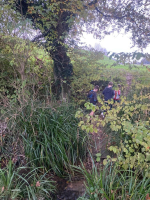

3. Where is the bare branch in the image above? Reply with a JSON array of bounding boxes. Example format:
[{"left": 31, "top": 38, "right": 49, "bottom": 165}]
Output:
[{"left": 95, "top": 7, "right": 127, "bottom": 20}]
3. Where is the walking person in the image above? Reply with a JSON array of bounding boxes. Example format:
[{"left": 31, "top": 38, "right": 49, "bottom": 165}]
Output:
[
  {"left": 87, "top": 85, "right": 99, "bottom": 116},
  {"left": 101, "top": 81, "right": 114, "bottom": 117}
]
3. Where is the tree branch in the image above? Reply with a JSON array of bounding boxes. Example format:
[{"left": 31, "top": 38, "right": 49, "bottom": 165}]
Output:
[
  {"left": 88, "top": 0, "right": 97, "bottom": 6},
  {"left": 95, "top": 7, "right": 127, "bottom": 20}
]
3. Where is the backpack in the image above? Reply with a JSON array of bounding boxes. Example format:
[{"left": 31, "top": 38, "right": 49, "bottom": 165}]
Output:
[
  {"left": 113, "top": 90, "right": 121, "bottom": 100},
  {"left": 87, "top": 90, "right": 94, "bottom": 99}
]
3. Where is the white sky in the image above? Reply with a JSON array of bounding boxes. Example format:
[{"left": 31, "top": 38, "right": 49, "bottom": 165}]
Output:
[{"left": 81, "top": 32, "right": 150, "bottom": 53}]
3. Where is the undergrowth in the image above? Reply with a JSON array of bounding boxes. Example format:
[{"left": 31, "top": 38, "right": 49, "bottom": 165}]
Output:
[
  {"left": 0, "top": 160, "right": 56, "bottom": 199},
  {"left": 4, "top": 100, "right": 88, "bottom": 176},
  {"left": 77, "top": 161, "right": 150, "bottom": 200}
]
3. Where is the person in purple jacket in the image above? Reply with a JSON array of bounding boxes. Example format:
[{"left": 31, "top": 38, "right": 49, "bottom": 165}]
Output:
[{"left": 101, "top": 82, "right": 114, "bottom": 117}]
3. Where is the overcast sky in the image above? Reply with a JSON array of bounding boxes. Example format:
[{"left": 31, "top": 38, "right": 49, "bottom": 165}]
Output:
[{"left": 81, "top": 32, "right": 150, "bottom": 53}]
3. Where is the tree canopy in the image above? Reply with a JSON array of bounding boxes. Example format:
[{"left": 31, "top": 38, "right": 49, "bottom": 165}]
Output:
[
  {"left": 15, "top": 0, "right": 150, "bottom": 47},
  {"left": 1, "top": 0, "right": 150, "bottom": 97}
]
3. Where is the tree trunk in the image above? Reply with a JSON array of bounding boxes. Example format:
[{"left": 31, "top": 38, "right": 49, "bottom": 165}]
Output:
[
  {"left": 16, "top": 0, "right": 74, "bottom": 98},
  {"left": 50, "top": 41, "right": 73, "bottom": 99}
]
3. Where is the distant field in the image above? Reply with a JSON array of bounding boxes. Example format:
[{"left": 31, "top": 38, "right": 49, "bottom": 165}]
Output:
[
  {"left": 109, "top": 64, "right": 149, "bottom": 71},
  {"left": 70, "top": 49, "right": 150, "bottom": 73},
  {"left": 97, "top": 56, "right": 150, "bottom": 72}
]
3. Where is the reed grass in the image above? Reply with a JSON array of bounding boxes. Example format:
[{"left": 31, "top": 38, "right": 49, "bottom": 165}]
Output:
[
  {"left": 7, "top": 101, "right": 88, "bottom": 176},
  {"left": 76, "top": 160, "right": 150, "bottom": 200},
  {"left": 0, "top": 160, "right": 56, "bottom": 199}
]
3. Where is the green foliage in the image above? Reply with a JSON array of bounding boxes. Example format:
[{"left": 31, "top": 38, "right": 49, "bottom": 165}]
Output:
[
  {"left": 18, "top": 0, "right": 150, "bottom": 50},
  {"left": 108, "top": 52, "right": 150, "bottom": 67},
  {"left": 0, "top": 160, "right": 56, "bottom": 199},
  {"left": 76, "top": 89, "right": 150, "bottom": 173},
  {"left": 76, "top": 161, "right": 150, "bottom": 200},
  {"left": 95, "top": 153, "right": 101, "bottom": 162},
  {"left": 70, "top": 49, "right": 105, "bottom": 105},
  {"left": 0, "top": 35, "right": 54, "bottom": 104},
  {"left": 7, "top": 101, "right": 88, "bottom": 176},
  {"left": 2, "top": 0, "right": 150, "bottom": 100},
  {"left": 1, "top": 1, "right": 150, "bottom": 199},
  {"left": 69, "top": 49, "right": 147, "bottom": 105},
  {"left": 101, "top": 94, "right": 150, "bottom": 173},
  {"left": 108, "top": 121, "right": 150, "bottom": 173}
]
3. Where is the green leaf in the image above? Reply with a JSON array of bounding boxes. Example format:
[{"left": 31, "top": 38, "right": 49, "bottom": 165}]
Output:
[
  {"left": 94, "top": 128, "right": 98, "bottom": 133},
  {"left": 90, "top": 127, "right": 93, "bottom": 132},
  {"left": 81, "top": 125, "right": 86, "bottom": 130},
  {"left": 112, "top": 158, "right": 117, "bottom": 162},
  {"left": 96, "top": 153, "right": 101, "bottom": 157},
  {"left": 90, "top": 187, "right": 94, "bottom": 192},
  {"left": 99, "top": 189, "right": 104, "bottom": 194},
  {"left": 103, "top": 159, "right": 108, "bottom": 165},
  {"left": 96, "top": 157, "right": 100, "bottom": 162},
  {"left": 94, "top": 193, "right": 98, "bottom": 198}
]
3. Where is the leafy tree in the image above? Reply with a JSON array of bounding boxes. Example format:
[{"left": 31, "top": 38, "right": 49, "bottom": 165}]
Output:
[{"left": 2, "top": 0, "right": 150, "bottom": 97}]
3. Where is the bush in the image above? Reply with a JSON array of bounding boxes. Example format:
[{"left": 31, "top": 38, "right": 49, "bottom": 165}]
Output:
[
  {"left": 108, "top": 121, "right": 150, "bottom": 173},
  {"left": 76, "top": 93, "right": 150, "bottom": 173}
]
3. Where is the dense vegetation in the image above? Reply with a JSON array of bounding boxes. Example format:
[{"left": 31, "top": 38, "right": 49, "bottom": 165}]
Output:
[
  {"left": 1, "top": 37, "right": 150, "bottom": 199},
  {"left": 75, "top": 62, "right": 150, "bottom": 199},
  {"left": 1, "top": 41, "right": 150, "bottom": 199},
  {"left": 1, "top": 0, "right": 150, "bottom": 199}
]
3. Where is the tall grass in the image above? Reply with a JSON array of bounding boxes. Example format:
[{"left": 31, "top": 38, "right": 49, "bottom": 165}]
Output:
[
  {"left": 77, "top": 161, "right": 150, "bottom": 200},
  {"left": 0, "top": 160, "right": 56, "bottom": 199},
  {"left": 7, "top": 101, "right": 88, "bottom": 176}
]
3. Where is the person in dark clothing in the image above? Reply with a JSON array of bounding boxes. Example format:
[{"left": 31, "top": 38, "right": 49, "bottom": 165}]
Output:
[
  {"left": 103, "top": 81, "right": 114, "bottom": 101},
  {"left": 87, "top": 85, "right": 99, "bottom": 116},
  {"left": 101, "top": 82, "right": 114, "bottom": 117}
]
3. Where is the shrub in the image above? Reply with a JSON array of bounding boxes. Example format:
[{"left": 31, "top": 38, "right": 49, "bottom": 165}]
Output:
[
  {"left": 76, "top": 93, "right": 150, "bottom": 173},
  {"left": 108, "top": 121, "right": 150, "bottom": 174}
]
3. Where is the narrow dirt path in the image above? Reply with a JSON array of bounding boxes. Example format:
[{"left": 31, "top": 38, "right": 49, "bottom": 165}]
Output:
[
  {"left": 86, "top": 71, "right": 133, "bottom": 166},
  {"left": 124, "top": 73, "right": 132, "bottom": 96}
]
